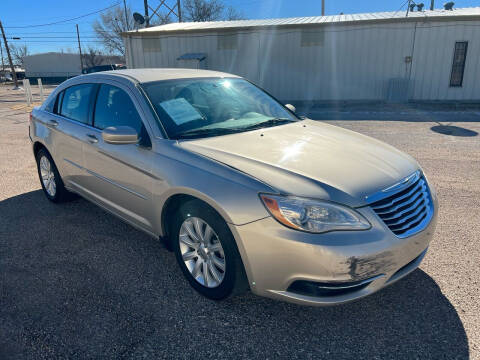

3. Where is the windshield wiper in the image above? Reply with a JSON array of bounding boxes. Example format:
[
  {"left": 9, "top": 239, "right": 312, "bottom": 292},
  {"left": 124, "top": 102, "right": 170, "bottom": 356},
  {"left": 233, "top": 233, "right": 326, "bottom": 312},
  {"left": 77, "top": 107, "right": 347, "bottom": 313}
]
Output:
[
  {"left": 236, "top": 118, "right": 294, "bottom": 131},
  {"left": 175, "top": 127, "right": 239, "bottom": 139},
  {"left": 176, "top": 118, "right": 294, "bottom": 139}
]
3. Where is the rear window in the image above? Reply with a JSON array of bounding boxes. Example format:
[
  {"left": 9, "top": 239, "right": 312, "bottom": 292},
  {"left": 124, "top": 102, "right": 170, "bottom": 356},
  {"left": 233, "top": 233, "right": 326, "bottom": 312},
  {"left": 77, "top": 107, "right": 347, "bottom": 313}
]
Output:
[{"left": 60, "top": 84, "right": 95, "bottom": 124}]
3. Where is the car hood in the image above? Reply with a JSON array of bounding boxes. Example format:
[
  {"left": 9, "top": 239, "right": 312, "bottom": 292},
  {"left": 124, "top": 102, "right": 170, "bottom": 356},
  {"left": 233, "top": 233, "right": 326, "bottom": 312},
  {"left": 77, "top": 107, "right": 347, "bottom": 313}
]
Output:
[{"left": 179, "top": 119, "right": 419, "bottom": 207}]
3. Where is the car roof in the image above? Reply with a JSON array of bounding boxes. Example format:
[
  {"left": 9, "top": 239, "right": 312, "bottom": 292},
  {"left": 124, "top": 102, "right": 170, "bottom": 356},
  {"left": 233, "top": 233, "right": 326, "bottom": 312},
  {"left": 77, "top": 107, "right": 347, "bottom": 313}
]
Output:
[{"left": 88, "top": 68, "right": 241, "bottom": 84}]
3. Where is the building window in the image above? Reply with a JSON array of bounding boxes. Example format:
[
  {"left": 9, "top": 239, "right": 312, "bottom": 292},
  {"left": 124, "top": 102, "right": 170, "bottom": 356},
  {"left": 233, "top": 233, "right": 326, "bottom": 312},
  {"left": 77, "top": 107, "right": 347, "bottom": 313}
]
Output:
[
  {"left": 143, "top": 38, "right": 161, "bottom": 52},
  {"left": 301, "top": 29, "right": 324, "bottom": 47},
  {"left": 217, "top": 34, "right": 237, "bottom": 50},
  {"left": 450, "top": 41, "right": 468, "bottom": 87}
]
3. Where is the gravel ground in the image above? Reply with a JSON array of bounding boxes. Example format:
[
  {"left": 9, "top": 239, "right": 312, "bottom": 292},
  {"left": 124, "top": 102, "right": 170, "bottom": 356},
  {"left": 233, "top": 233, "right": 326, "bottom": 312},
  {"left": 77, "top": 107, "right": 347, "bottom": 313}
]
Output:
[{"left": 0, "top": 85, "right": 479, "bottom": 359}]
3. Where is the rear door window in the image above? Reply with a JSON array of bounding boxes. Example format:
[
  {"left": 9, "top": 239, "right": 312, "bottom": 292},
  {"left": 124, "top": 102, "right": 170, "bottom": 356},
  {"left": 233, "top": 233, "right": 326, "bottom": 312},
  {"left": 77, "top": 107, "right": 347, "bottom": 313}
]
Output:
[{"left": 60, "top": 84, "right": 95, "bottom": 124}]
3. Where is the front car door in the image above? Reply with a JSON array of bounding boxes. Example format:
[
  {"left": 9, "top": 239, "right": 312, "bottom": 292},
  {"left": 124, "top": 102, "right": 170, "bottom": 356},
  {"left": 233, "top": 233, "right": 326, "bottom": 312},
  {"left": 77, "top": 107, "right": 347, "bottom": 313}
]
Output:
[{"left": 81, "top": 80, "right": 156, "bottom": 233}]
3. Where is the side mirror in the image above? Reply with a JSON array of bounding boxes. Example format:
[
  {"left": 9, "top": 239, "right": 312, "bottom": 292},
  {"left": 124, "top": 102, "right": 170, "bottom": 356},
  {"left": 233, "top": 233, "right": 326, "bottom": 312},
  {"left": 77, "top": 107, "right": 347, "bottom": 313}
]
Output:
[
  {"left": 102, "top": 126, "right": 138, "bottom": 145},
  {"left": 285, "top": 104, "right": 296, "bottom": 113}
]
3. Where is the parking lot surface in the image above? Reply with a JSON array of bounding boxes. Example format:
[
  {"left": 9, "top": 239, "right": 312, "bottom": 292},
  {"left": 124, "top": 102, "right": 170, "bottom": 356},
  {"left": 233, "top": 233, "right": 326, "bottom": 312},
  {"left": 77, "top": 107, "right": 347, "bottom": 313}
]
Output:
[{"left": 1, "top": 85, "right": 479, "bottom": 359}]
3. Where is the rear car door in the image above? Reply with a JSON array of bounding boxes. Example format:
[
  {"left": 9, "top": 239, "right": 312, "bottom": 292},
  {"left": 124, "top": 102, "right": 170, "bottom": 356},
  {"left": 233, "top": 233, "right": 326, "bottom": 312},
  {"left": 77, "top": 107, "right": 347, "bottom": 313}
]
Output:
[
  {"left": 47, "top": 83, "right": 96, "bottom": 189},
  {"left": 81, "top": 81, "right": 155, "bottom": 232}
]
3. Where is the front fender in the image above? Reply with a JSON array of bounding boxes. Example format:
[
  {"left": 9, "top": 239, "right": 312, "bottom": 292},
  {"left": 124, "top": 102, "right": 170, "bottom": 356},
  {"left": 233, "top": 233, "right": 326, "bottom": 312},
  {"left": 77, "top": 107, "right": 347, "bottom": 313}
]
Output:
[{"left": 149, "top": 141, "right": 274, "bottom": 236}]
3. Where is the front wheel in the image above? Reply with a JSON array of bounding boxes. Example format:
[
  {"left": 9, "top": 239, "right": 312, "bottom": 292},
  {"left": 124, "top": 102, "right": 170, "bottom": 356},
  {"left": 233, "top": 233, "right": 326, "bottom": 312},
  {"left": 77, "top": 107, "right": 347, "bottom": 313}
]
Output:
[{"left": 171, "top": 200, "right": 248, "bottom": 300}]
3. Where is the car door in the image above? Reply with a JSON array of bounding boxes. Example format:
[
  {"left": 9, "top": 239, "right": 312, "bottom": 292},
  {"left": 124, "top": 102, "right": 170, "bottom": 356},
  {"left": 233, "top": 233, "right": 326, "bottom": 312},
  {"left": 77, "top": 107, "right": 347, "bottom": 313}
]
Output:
[
  {"left": 48, "top": 83, "right": 97, "bottom": 189},
  {"left": 81, "top": 81, "right": 155, "bottom": 232}
]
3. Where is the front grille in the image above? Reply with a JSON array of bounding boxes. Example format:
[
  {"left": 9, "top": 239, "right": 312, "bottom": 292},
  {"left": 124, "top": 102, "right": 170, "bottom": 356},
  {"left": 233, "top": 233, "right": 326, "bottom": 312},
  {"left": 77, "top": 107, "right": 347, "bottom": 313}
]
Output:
[{"left": 370, "top": 175, "right": 433, "bottom": 238}]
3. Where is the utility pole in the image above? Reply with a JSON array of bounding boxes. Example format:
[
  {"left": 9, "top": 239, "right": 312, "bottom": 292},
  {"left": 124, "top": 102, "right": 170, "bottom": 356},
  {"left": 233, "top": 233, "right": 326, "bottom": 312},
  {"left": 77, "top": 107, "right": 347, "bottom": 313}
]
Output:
[
  {"left": 406, "top": 0, "right": 412, "bottom": 16},
  {"left": 177, "top": 0, "right": 182, "bottom": 22},
  {"left": 76, "top": 24, "right": 84, "bottom": 73},
  {"left": 321, "top": 0, "right": 325, "bottom": 16},
  {"left": 123, "top": 0, "right": 130, "bottom": 30},
  {"left": 0, "top": 21, "right": 18, "bottom": 89},
  {"left": 144, "top": 0, "right": 150, "bottom": 27},
  {"left": 430, "top": 0, "right": 434, "bottom": 10}
]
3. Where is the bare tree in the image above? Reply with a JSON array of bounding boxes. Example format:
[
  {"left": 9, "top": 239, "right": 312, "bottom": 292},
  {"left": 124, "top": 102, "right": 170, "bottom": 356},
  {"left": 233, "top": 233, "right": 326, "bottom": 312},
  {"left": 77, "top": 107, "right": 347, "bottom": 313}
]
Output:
[
  {"left": 224, "top": 6, "right": 243, "bottom": 20},
  {"left": 10, "top": 44, "right": 29, "bottom": 66},
  {"left": 93, "top": 5, "right": 171, "bottom": 56},
  {"left": 82, "top": 47, "right": 104, "bottom": 68},
  {"left": 183, "top": 0, "right": 243, "bottom": 22},
  {"left": 0, "top": 44, "right": 6, "bottom": 71},
  {"left": 183, "top": 0, "right": 223, "bottom": 21},
  {"left": 93, "top": 5, "right": 134, "bottom": 56}
]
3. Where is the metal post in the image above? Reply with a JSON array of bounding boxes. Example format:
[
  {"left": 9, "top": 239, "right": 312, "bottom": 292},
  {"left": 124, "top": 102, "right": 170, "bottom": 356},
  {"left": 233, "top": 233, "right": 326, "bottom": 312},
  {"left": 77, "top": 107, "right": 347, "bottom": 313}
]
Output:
[
  {"left": 123, "top": 0, "right": 130, "bottom": 31},
  {"left": 321, "top": 0, "right": 325, "bottom": 16},
  {"left": 177, "top": 0, "right": 182, "bottom": 22},
  {"left": 28, "top": 79, "right": 33, "bottom": 104},
  {"left": 76, "top": 24, "right": 84, "bottom": 73},
  {"left": 23, "top": 79, "right": 31, "bottom": 106},
  {"left": 144, "top": 0, "right": 150, "bottom": 28},
  {"left": 430, "top": 0, "right": 434, "bottom": 10},
  {"left": 0, "top": 20, "right": 18, "bottom": 89},
  {"left": 38, "top": 78, "right": 44, "bottom": 103}
]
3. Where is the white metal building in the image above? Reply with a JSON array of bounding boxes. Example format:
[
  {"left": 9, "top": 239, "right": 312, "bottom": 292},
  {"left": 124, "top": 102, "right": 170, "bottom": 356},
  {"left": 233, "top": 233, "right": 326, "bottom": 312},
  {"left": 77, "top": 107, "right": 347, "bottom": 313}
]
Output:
[
  {"left": 123, "top": 7, "right": 480, "bottom": 103},
  {"left": 24, "top": 52, "right": 82, "bottom": 80},
  {"left": 24, "top": 52, "right": 125, "bottom": 83}
]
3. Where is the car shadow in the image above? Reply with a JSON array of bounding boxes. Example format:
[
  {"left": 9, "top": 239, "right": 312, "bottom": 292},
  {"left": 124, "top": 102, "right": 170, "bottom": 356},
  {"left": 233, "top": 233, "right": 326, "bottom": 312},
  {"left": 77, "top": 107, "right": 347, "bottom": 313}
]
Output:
[{"left": 0, "top": 190, "right": 469, "bottom": 359}]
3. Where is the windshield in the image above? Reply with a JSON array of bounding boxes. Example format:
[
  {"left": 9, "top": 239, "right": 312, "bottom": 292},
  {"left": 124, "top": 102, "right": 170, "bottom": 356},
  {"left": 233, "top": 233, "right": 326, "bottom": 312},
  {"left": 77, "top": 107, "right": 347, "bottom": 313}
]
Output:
[{"left": 141, "top": 78, "right": 297, "bottom": 139}]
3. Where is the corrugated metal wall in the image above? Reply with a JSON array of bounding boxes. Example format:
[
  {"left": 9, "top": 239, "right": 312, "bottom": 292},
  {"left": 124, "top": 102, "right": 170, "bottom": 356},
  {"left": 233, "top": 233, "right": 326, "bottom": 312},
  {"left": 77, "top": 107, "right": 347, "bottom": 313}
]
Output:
[
  {"left": 410, "top": 21, "right": 480, "bottom": 100},
  {"left": 24, "top": 53, "right": 82, "bottom": 78},
  {"left": 124, "top": 20, "right": 480, "bottom": 102}
]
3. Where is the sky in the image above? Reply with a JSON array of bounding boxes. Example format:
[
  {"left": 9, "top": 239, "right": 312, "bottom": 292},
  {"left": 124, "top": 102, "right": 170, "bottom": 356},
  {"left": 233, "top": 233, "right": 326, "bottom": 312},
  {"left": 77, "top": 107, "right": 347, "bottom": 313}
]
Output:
[{"left": 1, "top": 0, "right": 479, "bottom": 54}]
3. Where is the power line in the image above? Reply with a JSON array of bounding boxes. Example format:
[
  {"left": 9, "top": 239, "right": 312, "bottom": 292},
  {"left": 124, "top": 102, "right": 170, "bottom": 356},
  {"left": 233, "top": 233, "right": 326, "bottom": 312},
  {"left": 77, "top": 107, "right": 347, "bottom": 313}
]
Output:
[
  {"left": 4, "top": 2, "right": 120, "bottom": 28},
  {"left": 10, "top": 36, "right": 109, "bottom": 39},
  {"left": 7, "top": 31, "right": 116, "bottom": 34},
  {"left": 9, "top": 40, "right": 105, "bottom": 43}
]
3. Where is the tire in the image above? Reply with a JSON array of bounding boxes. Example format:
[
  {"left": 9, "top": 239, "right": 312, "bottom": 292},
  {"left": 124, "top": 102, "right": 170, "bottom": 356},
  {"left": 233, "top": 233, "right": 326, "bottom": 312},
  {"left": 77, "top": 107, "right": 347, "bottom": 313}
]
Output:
[
  {"left": 36, "top": 148, "right": 75, "bottom": 203},
  {"left": 171, "top": 199, "right": 249, "bottom": 300}
]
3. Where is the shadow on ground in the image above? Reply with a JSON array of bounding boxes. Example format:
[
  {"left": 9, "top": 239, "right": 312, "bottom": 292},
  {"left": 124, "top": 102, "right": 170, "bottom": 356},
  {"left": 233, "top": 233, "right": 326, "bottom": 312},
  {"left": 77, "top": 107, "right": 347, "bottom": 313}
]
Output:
[
  {"left": 430, "top": 125, "right": 478, "bottom": 137},
  {"left": 0, "top": 191, "right": 469, "bottom": 359}
]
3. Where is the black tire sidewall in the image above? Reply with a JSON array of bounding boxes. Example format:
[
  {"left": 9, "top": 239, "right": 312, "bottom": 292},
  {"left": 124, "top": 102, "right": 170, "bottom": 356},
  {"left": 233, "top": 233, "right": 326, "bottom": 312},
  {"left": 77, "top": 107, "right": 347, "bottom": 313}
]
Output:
[{"left": 172, "top": 200, "right": 245, "bottom": 300}]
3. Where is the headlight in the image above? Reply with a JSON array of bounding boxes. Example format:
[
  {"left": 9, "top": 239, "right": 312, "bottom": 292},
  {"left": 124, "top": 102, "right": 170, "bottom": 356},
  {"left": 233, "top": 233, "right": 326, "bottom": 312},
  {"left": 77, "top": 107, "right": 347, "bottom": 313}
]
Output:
[{"left": 260, "top": 194, "right": 371, "bottom": 233}]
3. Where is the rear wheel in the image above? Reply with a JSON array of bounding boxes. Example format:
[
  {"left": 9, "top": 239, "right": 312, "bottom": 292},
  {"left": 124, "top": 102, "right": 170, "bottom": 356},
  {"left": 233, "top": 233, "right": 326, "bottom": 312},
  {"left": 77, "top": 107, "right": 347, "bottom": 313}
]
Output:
[
  {"left": 171, "top": 200, "right": 248, "bottom": 300},
  {"left": 36, "top": 148, "right": 74, "bottom": 203}
]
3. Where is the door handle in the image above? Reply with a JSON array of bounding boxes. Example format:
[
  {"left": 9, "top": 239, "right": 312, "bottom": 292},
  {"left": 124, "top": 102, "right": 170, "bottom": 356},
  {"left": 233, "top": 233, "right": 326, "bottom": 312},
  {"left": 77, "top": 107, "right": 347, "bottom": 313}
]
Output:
[
  {"left": 86, "top": 134, "right": 98, "bottom": 144},
  {"left": 47, "top": 120, "right": 58, "bottom": 127}
]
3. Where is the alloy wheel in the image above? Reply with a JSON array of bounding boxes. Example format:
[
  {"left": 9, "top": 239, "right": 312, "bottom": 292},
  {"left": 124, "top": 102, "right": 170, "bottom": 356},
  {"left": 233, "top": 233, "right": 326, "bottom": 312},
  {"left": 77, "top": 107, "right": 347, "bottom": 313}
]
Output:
[
  {"left": 179, "top": 217, "right": 226, "bottom": 288},
  {"left": 39, "top": 155, "right": 56, "bottom": 197}
]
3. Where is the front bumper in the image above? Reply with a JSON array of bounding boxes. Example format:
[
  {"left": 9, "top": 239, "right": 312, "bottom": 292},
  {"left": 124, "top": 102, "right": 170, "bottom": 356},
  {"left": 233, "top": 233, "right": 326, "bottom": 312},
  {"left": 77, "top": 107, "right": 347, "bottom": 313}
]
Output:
[{"left": 229, "top": 201, "right": 438, "bottom": 306}]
